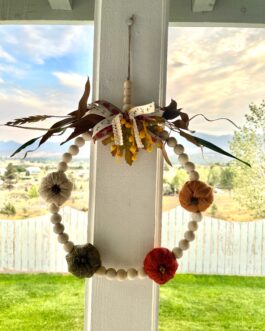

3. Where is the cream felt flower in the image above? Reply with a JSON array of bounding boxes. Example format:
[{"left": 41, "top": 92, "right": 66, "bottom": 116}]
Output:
[{"left": 39, "top": 171, "right": 73, "bottom": 206}]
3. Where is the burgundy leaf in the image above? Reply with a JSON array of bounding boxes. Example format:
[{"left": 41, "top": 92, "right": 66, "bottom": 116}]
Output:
[
  {"left": 180, "top": 112, "right": 189, "bottom": 123},
  {"left": 173, "top": 119, "right": 189, "bottom": 130},
  {"left": 61, "top": 114, "right": 103, "bottom": 144}
]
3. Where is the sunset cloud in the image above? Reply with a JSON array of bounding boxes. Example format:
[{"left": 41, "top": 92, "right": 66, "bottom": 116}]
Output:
[{"left": 167, "top": 27, "right": 265, "bottom": 134}]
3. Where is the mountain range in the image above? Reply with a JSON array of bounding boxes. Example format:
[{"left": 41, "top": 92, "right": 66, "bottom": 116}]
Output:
[
  {"left": 0, "top": 132, "right": 234, "bottom": 164},
  {"left": 0, "top": 140, "right": 90, "bottom": 159}
]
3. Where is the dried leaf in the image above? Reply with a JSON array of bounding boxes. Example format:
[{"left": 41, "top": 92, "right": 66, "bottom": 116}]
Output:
[
  {"left": 61, "top": 114, "right": 103, "bottom": 144},
  {"left": 161, "top": 144, "right": 172, "bottom": 167},
  {"left": 125, "top": 149, "right": 133, "bottom": 166},
  {"left": 162, "top": 99, "right": 182, "bottom": 120},
  {"left": 102, "top": 136, "right": 113, "bottom": 145},
  {"left": 173, "top": 119, "right": 189, "bottom": 130},
  {"left": 38, "top": 128, "right": 63, "bottom": 147},
  {"left": 49, "top": 117, "right": 75, "bottom": 129},
  {"left": 180, "top": 112, "right": 189, "bottom": 123},
  {"left": 10, "top": 136, "right": 41, "bottom": 157},
  {"left": 77, "top": 78, "right": 91, "bottom": 119},
  {"left": 192, "top": 135, "right": 251, "bottom": 167},
  {"left": 6, "top": 115, "right": 52, "bottom": 126},
  {"left": 179, "top": 130, "right": 201, "bottom": 147}
]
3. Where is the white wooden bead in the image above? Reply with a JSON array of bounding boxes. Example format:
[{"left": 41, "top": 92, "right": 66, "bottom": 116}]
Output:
[
  {"left": 64, "top": 241, "right": 74, "bottom": 253},
  {"left": 69, "top": 145, "right": 79, "bottom": 155},
  {"left": 178, "top": 153, "right": 189, "bottom": 165},
  {"left": 124, "top": 80, "right": 132, "bottom": 89},
  {"left": 49, "top": 203, "right": 59, "bottom": 214},
  {"left": 192, "top": 212, "right": 203, "bottom": 222},
  {"left": 96, "top": 266, "right": 107, "bottom": 276},
  {"left": 127, "top": 268, "right": 138, "bottom": 280},
  {"left": 53, "top": 223, "right": 64, "bottom": 234},
  {"left": 179, "top": 239, "right": 190, "bottom": 250},
  {"left": 138, "top": 268, "right": 147, "bottom": 279},
  {"left": 62, "top": 153, "right": 72, "bottom": 163},
  {"left": 160, "top": 130, "right": 169, "bottom": 141},
  {"left": 185, "top": 162, "right": 195, "bottom": 172},
  {"left": 116, "top": 269, "right": 128, "bottom": 281},
  {"left": 166, "top": 137, "right": 177, "bottom": 147},
  {"left": 123, "top": 88, "right": 131, "bottom": 97},
  {"left": 58, "top": 233, "right": 69, "bottom": 244},
  {"left": 189, "top": 170, "right": 200, "bottom": 181},
  {"left": 172, "top": 247, "right": 183, "bottom": 259},
  {"left": 188, "top": 221, "right": 198, "bottom": 231},
  {"left": 58, "top": 161, "right": 68, "bottom": 172},
  {"left": 174, "top": 144, "right": 184, "bottom": 155},
  {"left": 74, "top": 137, "right": 85, "bottom": 147},
  {"left": 50, "top": 213, "right": 62, "bottom": 224},
  {"left": 123, "top": 96, "right": 131, "bottom": 104},
  {"left": 122, "top": 104, "right": 132, "bottom": 112},
  {"left": 82, "top": 132, "right": 92, "bottom": 141},
  {"left": 106, "top": 268, "right": 117, "bottom": 280},
  {"left": 184, "top": 230, "right": 195, "bottom": 242}
]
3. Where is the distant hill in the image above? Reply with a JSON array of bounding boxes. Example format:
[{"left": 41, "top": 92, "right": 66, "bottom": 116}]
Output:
[
  {"left": 0, "top": 132, "right": 234, "bottom": 163},
  {"left": 0, "top": 140, "right": 90, "bottom": 159},
  {"left": 166, "top": 132, "right": 234, "bottom": 165}
]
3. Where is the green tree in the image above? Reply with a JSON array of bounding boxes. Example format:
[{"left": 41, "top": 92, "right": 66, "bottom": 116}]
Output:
[
  {"left": 220, "top": 166, "right": 234, "bottom": 191},
  {"left": 3, "top": 163, "right": 17, "bottom": 190},
  {"left": 28, "top": 185, "right": 39, "bottom": 198},
  {"left": 4, "top": 163, "right": 16, "bottom": 180},
  {"left": 230, "top": 101, "right": 265, "bottom": 217},
  {"left": 207, "top": 165, "right": 221, "bottom": 187}
]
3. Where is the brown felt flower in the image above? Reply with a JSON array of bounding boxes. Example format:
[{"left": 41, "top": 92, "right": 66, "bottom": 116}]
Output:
[
  {"left": 179, "top": 180, "right": 214, "bottom": 212},
  {"left": 66, "top": 243, "right": 101, "bottom": 278}
]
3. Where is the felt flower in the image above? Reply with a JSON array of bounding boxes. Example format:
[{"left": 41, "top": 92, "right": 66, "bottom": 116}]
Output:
[
  {"left": 66, "top": 243, "right": 101, "bottom": 278},
  {"left": 39, "top": 171, "right": 73, "bottom": 206},
  {"left": 179, "top": 180, "right": 214, "bottom": 213},
  {"left": 143, "top": 247, "right": 178, "bottom": 285}
]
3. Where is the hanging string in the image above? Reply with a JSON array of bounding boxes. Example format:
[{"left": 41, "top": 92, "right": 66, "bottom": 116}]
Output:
[{"left": 127, "top": 15, "right": 135, "bottom": 81}]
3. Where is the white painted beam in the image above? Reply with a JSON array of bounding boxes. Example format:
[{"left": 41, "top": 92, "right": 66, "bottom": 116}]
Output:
[
  {"left": 192, "top": 0, "right": 216, "bottom": 12},
  {"left": 0, "top": 0, "right": 264, "bottom": 26},
  {"left": 84, "top": 1, "right": 169, "bottom": 331},
  {"left": 48, "top": 0, "right": 73, "bottom": 10}
]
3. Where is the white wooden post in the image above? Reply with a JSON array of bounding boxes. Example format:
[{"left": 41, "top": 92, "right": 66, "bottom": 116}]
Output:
[{"left": 84, "top": 1, "right": 169, "bottom": 330}]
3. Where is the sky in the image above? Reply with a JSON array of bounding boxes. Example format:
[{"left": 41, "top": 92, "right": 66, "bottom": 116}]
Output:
[{"left": 0, "top": 25, "right": 264, "bottom": 143}]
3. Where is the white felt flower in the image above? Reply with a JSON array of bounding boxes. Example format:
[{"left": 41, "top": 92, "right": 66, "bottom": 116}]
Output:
[{"left": 39, "top": 171, "right": 73, "bottom": 206}]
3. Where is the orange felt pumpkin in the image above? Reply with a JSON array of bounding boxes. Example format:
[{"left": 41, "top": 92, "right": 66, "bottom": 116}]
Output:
[{"left": 179, "top": 180, "right": 214, "bottom": 213}]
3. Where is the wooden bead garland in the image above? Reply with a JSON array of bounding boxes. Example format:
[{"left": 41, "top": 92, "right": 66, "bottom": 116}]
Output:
[{"left": 44, "top": 131, "right": 206, "bottom": 283}]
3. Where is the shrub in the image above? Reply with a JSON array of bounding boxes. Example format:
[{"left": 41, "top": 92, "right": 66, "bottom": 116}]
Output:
[{"left": 0, "top": 203, "right": 16, "bottom": 217}]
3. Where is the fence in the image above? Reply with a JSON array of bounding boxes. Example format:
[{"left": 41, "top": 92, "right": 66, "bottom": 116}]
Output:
[{"left": 0, "top": 206, "right": 265, "bottom": 276}]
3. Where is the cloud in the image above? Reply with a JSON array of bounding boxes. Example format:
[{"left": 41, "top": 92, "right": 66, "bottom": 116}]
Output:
[
  {"left": 0, "top": 77, "right": 4, "bottom": 84},
  {"left": 167, "top": 27, "right": 265, "bottom": 134},
  {"left": 1, "top": 26, "right": 93, "bottom": 65},
  {"left": 53, "top": 72, "right": 88, "bottom": 89},
  {"left": 0, "top": 47, "right": 16, "bottom": 63},
  {"left": 0, "top": 85, "right": 83, "bottom": 142}
]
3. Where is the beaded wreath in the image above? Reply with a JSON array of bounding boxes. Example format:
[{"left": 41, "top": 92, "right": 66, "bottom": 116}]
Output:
[
  {"left": 39, "top": 132, "right": 213, "bottom": 284},
  {"left": 5, "top": 77, "right": 248, "bottom": 285},
  {"left": 5, "top": 17, "right": 249, "bottom": 285}
]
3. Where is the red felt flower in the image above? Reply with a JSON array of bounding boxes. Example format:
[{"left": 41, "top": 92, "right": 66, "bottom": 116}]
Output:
[{"left": 143, "top": 247, "right": 178, "bottom": 285}]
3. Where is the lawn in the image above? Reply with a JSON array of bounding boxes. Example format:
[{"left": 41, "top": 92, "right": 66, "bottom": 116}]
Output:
[{"left": 1, "top": 274, "right": 265, "bottom": 331}]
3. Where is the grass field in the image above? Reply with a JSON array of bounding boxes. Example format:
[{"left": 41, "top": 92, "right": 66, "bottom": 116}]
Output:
[{"left": 1, "top": 274, "right": 265, "bottom": 331}]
